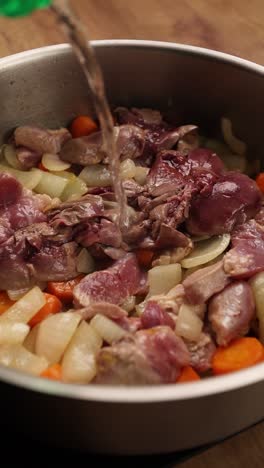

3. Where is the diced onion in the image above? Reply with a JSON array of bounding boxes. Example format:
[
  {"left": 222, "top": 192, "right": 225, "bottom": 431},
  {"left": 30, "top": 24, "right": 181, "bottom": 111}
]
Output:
[
  {"left": 176, "top": 304, "right": 203, "bottom": 341},
  {"left": 181, "top": 234, "right": 230, "bottom": 269},
  {"left": 0, "top": 287, "right": 45, "bottom": 324},
  {"left": 42, "top": 153, "right": 71, "bottom": 172},
  {"left": 79, "top": 159, "right": 136, "bottom": 187},
  {"left": 76, "top": 248, "right": 95, "bottom": 274},
  {"left": 120, "top": 159, "right": 136, "bottom": 179},
  {"left": 121, "top": 296, "right": 136, "bottom": 313},
  {"left": 147, "top": 263, "right": 182, "bottom": 297},
  {"left": 221, "top": 117, "right": 247, "bottom": 155},
  {"left": 7, "top": 287, "right": 31, "bottom": 301},
  {"left": 3, "top": 144, "right": 24, "bottom": 170},
  {"left": 249, "top": 272, "right": 264, "bottom": 343},
  {"left": 35, "top": 312, "right": 81, "bottom": 364},
  {"left": 23, "top": 324, "right": 40, "bottom": 353},
  {"left": 79, "top": 164, "right": 111, "bottom": 187},
  {"left": 34, "top": 170, "right": 68, "bottom": 198},
  {"left": 134, "top": 166, "right": 149, "bottom": 185},
  {"left": 0, "top": 164, "right": 42, "bottom": 190},
  {"left": 0, "top": 344, "right": 48, "bottom": 375},
  {"left": 62, "top": 321, "right": 102, "bottom": 383},
  {"left": 0, "top": 321, "right": 29, "bottom": 345},
  {"left": 90, "top": 314, "right": 126, "bottom": 344},
  {"left": 61, "top": 177, "right": 87, "bottom": 202}
]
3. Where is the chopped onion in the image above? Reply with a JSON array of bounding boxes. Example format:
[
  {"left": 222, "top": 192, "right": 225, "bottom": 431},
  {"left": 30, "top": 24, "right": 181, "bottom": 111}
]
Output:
[
  {"left": 90, "top": 314, "right": 126, "bottom": 344},
  {"left": 61, "top": 177, "right": 87, "bottom": 202},
  {"left": 0, "top": 287, "right": 45, "bottom": 324},
  {"left": 23, "top": 324, "right": 40, "bottom": 353},
  {"left": 221, "top": 117, "right": 247, "bottom": 155},
  {"left": 0, "top": 164, "right": 42, "bottom": 190},
  {"left": 76, "top": 248, "right": 95, "bottom": 274},
  {"left": 0, "top": 321, "right": 29, "bottom": 345},
  {"left": 42, "top": 153, "right": 71, "bottom": 172},
  {"left": 0, "top": 344, "right": 48, "bottom": 375},
  {"left": 120, "top": 159, "right": 136, "bottom": 179},
  {"left": 79, "top": 164, "right": 111, "bottom": 187},
  {"left": 134, "top": 166, "right": 149, "bottom": 185},
  {"left": 181, "top": 234, "right": 230, "bottom": 269},
  {"left": 249, "top": 272, "right": 264, "bottom": 343},
  {"left": 35, "top": 312, "right": 81, "bottom": 364},
  {"left": 7, "top": 287, "right": 31, "bottom": 301},
  {"left": 34, "top": 170, "right": 68, "bottom": 198},
  {"left": 121, "top": 295, "right": 136, "bottom": 313},
  {"left": 62, "top": 321, "right": 102, "bottom": 383},
  {"left": 3, "top": 144, "right": 24, "bottom": 170},
  {"left": 176, "top": 304, "right": 203, "bottom": 341},
  {"left": 147, "top": 263, "right": 182, "bottom": 297}
]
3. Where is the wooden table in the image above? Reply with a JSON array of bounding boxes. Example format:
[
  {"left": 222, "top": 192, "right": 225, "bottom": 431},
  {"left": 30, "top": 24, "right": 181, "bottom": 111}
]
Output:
[{"left": 0, "top": 1, "right": 264, "bottom": 466}]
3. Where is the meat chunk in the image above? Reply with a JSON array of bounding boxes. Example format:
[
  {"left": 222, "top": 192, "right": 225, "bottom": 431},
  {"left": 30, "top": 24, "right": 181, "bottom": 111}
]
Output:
[
  {"left": 188, "top": 148, "right": 224, "bottom": 175},
  {"left": 0, "top": 172, "right": 22, "bottom": 206},
  {"left": 95, "top": 326, "right": 189, "bottom": 385},
  {"left": 16, "top": 147, "right": 41, "bottom": 169},
  {"left": 115, "top": 124, "right": 145, "bottom": 160},
  {"left": 60, "top": 132, "right": 104, "bottom": 165},
  {"left": 73, "top": 254, "right": 144, "bottom": 307},
  {"left": 141, "top": 301, "right": 175, "bottom": 330},
  {"left": 14, "top": 126, "right": 71, "bottom": 154},
  {"left": 186, "top": 172, "right": 261, "bottom": 236},
  {"left": 48, "top": 195, "right": 104, "bottom": 228},
  {"left": 185, "top": 332, "right": 216, "bottom": 372},
  {"left": 183, "top": 261, "right": 230, "bottom": 304},
  {"left": 208, "top": 281, "right": 255, "bottom": 345},
  {"left": 224, "top": 219, "right": 264, "bottom": 279}
]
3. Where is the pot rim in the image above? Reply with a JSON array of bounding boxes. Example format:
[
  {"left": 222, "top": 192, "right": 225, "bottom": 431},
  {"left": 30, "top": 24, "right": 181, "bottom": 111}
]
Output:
[{"left": 0, "top": 39, "right": 263, "bottom": 403}]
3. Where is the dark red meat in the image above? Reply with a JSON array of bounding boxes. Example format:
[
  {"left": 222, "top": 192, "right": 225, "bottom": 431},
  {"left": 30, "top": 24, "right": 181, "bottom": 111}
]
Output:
[
  {"left": 141, "top": 301, "right": 175, "bottom": 330},
  {"left": 0, "top": 173, "right": 22, "bottom": 206},
  {"left": 208, "top": 281, "right": 255, "bottom": 346}
]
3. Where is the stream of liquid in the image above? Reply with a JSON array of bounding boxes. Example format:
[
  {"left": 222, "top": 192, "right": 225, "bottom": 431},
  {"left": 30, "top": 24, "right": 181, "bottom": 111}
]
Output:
[{"left": 51, "top": 0, "right": 129, "bottom": 231}]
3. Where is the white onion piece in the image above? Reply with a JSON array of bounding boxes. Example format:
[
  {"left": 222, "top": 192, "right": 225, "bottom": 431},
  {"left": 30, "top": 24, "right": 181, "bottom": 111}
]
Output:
[
  {"left": 0, "top": 322, "right": 29, "bottom": 345},
  {"left": 90, "top": 314, "right": 126, "bottom": 344},
  {"left": 0, "top": 287, "right": 45, "bottom": 324},
  {"left": 249, "top": 272, "right": 264, "bottom": 343},
  {"left": 7, "top": 287, "right": 30, "bottom": 301},
  {"left": 0, "top": 344, "right": 48, "bottom": 375},
  {"left": 221, "top": 117, "right": 247, "bottom": 155},
  {"left": 121, "top": 295, "right": 136, "bottom": 313},
  {"left": 76, "top": 248, "right": 95, "bottom": 274},
  {"left": 120, "top": 159, "right": 136, "bottom": 179},
  {"left": 79, "top": 164, "right": 111, "bottom": 187},
  {"left": 181, "top": 234, "right": 230, "bottom": 269},
  {"left": 0, "top": 164, "right": 42, "bottom": 190},
  {"left": 35, "top": 312, "right": 81, "bottom": 364},
  {"left": 23, "top": 324, "right": 40, "bottom": 353},
  {"left": 147, "top": 264, "right": 182, "bottom": 297},
  {"left": 176, "top": 304, "right": 203, "bottom": 341},
  {"left": 62, "top": 321, "right": 102, "bottom": 383},
  {"left": 42, "top": 153, "right": 71, "bottom": 172},
  {"left": 134, "top": 166, "right": 149, "bottom": 185},
  {"left": 61, "top": 177, "right": 87, "bottom": 202},
  {"left": 3, "top": 144, "right": 24, "bottom": 170},
  {"left": 34, "top": 170, "right": 68, "bottom": 198}
]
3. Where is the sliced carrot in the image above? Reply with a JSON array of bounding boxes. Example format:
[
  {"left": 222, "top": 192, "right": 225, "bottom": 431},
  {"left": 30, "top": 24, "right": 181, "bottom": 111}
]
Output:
[
  {"left": 38, "top": 162, "right": 48, "bottom": 172},
  {"left": 41, "top": 364, "right": 62, "bottom": 381},
  {"left": 0, "top": 292, "right": 14, "bottom": 315},
  {"left": 70, "top": 115, "right": 98, "bottom": 138},
  {"left": 212, "top": 337, "right": 264, "bottom": 375},
  {"left": 256, "top": 173, "right": 264, "bottom": 193},
  {"left": 47, "top": 275, "right": 85, "bottom": 303},
  {"left": 28, "top": 293, "right": 62, "bottom": 328},
  {"left": 135, "top": 249, "right": 154, "bottom": 268},
  {"left": 177, "top": 366, "right": 200, "bottom": 383}
]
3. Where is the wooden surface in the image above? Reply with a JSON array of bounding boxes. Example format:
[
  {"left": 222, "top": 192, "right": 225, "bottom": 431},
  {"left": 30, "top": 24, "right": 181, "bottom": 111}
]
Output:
[{"left": 0, "top": 1, "right": 264, "bottom": 467}]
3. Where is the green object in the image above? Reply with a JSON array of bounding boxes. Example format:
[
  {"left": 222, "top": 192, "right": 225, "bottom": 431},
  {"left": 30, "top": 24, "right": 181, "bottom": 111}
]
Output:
[{"left": 0, "top": 0, "right": 51, "bottom": 16}]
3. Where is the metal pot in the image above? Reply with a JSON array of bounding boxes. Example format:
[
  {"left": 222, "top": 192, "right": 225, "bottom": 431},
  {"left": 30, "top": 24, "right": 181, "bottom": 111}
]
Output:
[{"left": 0, "top": 40, "right": 263, "bottom": 455}]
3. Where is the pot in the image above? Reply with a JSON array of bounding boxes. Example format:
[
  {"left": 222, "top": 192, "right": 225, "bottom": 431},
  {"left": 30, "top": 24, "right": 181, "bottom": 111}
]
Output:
[{"left": 0, "top": 40, "right": 263, "bottom": 455}]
